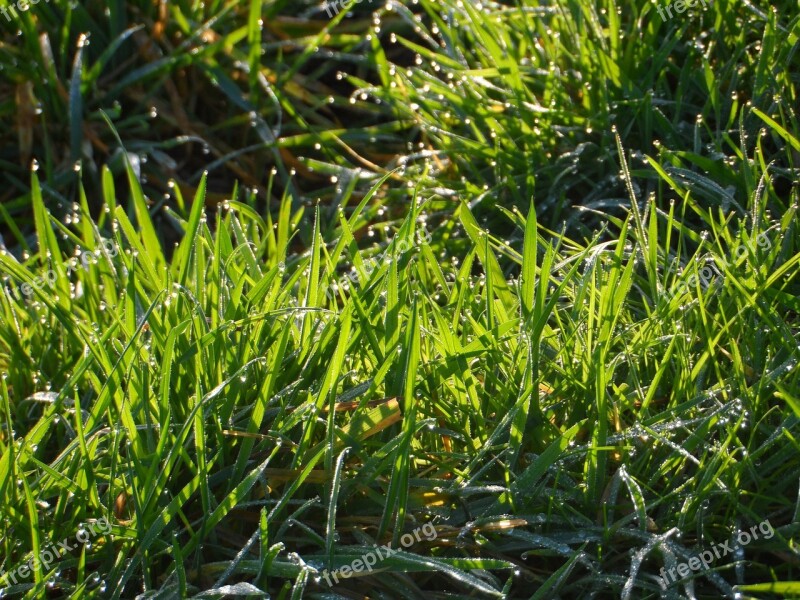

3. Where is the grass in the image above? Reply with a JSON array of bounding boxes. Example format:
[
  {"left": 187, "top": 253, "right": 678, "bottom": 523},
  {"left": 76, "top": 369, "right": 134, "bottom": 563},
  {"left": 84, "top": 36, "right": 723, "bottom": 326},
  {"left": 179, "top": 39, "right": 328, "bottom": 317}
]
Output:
[{"left": 1, "top": 0, "right": 800, "bottom": 598}]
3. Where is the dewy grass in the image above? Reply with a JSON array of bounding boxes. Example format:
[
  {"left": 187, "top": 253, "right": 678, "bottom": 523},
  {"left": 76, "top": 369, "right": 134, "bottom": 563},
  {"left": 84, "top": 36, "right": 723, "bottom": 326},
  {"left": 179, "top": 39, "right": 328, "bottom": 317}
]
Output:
[
  {"left": 1, "top": 0, "right": 800, "bottom": 598},
  {"left": 0, "top": 157, "right": 798, "bottom": 597}
]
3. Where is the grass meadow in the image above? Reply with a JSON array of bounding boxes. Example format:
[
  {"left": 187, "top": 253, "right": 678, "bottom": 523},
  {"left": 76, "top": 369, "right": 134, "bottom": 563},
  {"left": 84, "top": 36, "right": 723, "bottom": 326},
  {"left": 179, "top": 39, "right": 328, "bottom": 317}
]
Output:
[{"left": 1, "top": 0, "right": 799, "bottom": 597}]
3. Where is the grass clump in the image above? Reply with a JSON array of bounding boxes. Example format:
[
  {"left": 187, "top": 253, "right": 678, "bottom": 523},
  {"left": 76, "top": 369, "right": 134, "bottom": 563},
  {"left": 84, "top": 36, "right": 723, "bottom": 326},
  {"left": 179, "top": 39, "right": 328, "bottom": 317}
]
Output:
[
  {"left": 1, "top": 153, "right": 798, "bottom": 597},
  {"left": 0, "top": 0, "right": 799, "bottom": 598}
]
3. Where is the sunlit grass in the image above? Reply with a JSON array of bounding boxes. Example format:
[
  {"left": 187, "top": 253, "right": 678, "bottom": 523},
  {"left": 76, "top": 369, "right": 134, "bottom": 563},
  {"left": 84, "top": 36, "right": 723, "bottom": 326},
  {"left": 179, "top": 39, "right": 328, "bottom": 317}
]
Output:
[{"left": 1, "top": 0, "right": 799, "bottom": 598}]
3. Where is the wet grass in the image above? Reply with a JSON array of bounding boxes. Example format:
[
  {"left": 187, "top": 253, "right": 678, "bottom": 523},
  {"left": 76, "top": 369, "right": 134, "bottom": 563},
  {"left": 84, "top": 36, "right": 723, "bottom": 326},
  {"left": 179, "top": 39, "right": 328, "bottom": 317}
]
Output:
[{"left": 1, "top": 0, "right": 800, "bottom": 598}]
